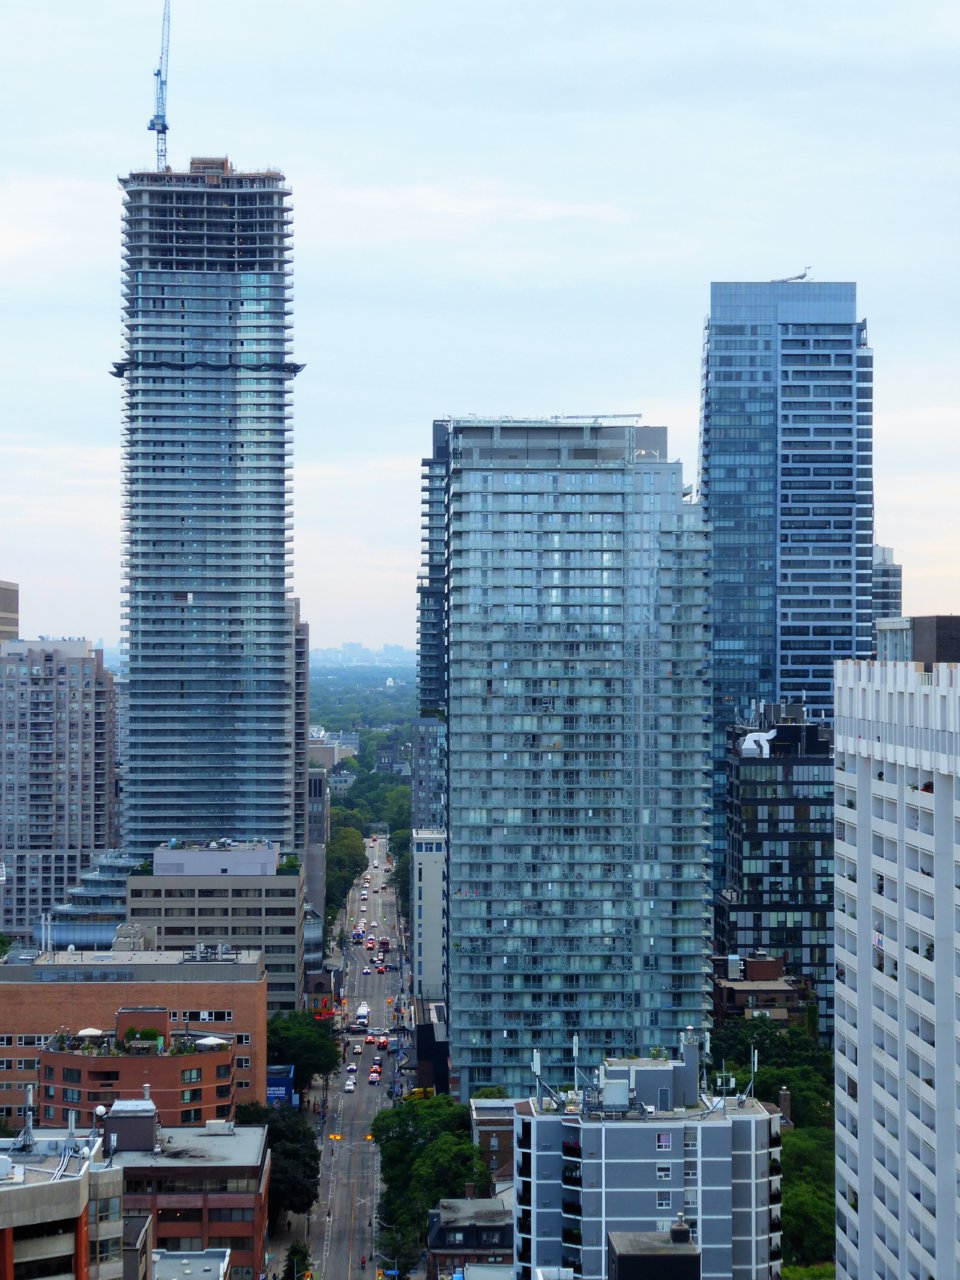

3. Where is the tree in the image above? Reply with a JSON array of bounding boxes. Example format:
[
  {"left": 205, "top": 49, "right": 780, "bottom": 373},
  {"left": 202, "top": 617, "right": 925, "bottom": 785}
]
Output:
[
  {"left": 372, "top": 1095, "right": 484, "bottom": 1268},
  {"left": 778, "top": 1126, "right": 836, "bottom": 1265},
  {"left": 267, "top": 1011, "right": 340, "bottom": 1094},
  {"left": 409, "top": 1132, "right": 491, "bottom": 1219},
  {"left": 282, "top": 1239, "right": 312, "bottom": 1280},
  {"left": 236, "top": 1102, "right": 321, "bottom": 1232},
  {"left": 472, "top": 1085, "right": 508, "bottom": 1099}
]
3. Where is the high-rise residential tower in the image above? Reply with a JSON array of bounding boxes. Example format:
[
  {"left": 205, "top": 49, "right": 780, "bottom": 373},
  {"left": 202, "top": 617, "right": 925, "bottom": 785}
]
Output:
[
  {"left": 0, "top": 580, "right": 17, "bottom": 641},
  {"left": 871, "top": 543, "right": 902, "bottom": 648},
  {"left": 115, "top": 156, "right": 302, "bottom": 857},
  {"left": 698, "top": 280, "right": 874, "bottom": 892},
  {"left": 0, "top": 640, "right": 117, "bottom": 940},
  {"left": 428, "top": 417, "right": 712, "bottom": 1097},
  {"left": 833, "top": 618, "right": 960, "bottom": 1280}
]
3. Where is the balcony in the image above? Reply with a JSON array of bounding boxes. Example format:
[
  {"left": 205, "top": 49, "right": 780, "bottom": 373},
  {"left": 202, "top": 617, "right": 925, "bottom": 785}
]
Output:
[
  {"left": 561, "top": 1199, "right": 583, "bottom": 1219},
  {"left": 561, "top": 1140, "right": 582, "bottom": 1159},
  {"left": 561, "top": 1165, "right": 582, "bottom": 1188},
  {"left": 516, "top": 1214, "right": 531, "bottom": 1238},
  {"left": 516, "top": 1184, "right": 531, "bottom": 1208},
  {"left": 561, "top": 1227, "right": 583, "bottom": 1248}
]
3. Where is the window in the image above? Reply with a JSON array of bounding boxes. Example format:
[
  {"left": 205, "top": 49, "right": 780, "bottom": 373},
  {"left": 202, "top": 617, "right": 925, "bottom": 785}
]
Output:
[
  {"left": 657, "top": 1191, "right": 671, "bottom": 1209},
  {"left": 181, "top": 1068, "right": 201, "bottom": 1084},
  {"left": 89, "top": 1239, "right": 121, "bottom": 1263},
  {"left": 237, "top": 1057, "right": 251, "bottom": 1070},
  {"left": 656, "top": 1164, "right": 670, "bottom": 1181},
  {"left": 181, "top": 1108, "right": 201, "bottom": 1123},
  {"left": 656, "top": 1132, "right": 671, "bottom": 1151}
]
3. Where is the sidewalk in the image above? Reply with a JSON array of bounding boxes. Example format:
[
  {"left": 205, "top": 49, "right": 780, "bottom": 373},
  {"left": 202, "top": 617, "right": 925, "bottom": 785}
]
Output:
[{"left": 264, "top": 1207, "right": 314, "bottom": 1276}]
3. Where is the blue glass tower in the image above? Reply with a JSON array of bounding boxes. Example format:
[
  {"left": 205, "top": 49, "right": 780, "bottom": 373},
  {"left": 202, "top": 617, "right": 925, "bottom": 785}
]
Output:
[
  {"left": 116, "top": 157, "right": 301, "bottom": 857},
  {"left": 431, "top": 418, "right": 712, "bottom": 1097},
  {"left": 699, "top": 281, "right": 874, "bottom": 893}
]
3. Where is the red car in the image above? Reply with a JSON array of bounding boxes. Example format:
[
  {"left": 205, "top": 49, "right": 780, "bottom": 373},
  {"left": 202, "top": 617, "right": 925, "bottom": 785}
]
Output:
[
  {"left": 377, "top": 1036, "right": 389, "bottom": 1049},
  {"left": 376, "top": 965, "right": 386, "bottom": 975},
  {"left": 364, "top": 1033, "right": 376, "bottom": 1044}
]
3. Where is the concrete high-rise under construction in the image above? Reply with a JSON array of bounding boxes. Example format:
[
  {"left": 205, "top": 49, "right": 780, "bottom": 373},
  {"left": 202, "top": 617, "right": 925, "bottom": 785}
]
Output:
[{"left": 115, "top": 156, "right": 303, "bottom": 857}]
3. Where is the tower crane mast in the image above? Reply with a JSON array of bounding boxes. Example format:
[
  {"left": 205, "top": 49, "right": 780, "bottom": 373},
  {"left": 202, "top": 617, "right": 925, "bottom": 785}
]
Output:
[{"left": 147, "top": 0, "right": 171, "bottom": 171}]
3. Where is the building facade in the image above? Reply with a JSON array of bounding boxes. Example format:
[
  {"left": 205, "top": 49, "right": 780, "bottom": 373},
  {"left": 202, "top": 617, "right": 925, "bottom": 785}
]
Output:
[
  {"left": 722, "top": 704, "right": 834, "bottom": 1038},
  {"left": 126, "top": 840, "right": 304, "bottom": 1014},
  {"left": 0, "top": 581, "right": 17, "bottom": 642},
  {"left": 833, "top": 635, "right": 960, "bottom": 1280},
  {"left": 698, "top": 280, "right": 874, "bottom": 890},
  {"left": 0, "top": 640, "right": 117, "bottom": 941},
  {"left": 410, "top": 829, "right": 448, "bottom": 1001},
  {"left": 38, "top": 1007, "right": 236, "bottom": 1130},
  {"left": 515, "top": 1037, "right": 783, "bottom": 1280},
  {"left": 871, "top": 545, "right": 902, "bottom": 649},
  {"left": 0, "top": 943, "right": 268, "bottom": 1126},
  {"left": 113, "top": 1112, "right": 269, "bottom": 1279},
  {"left": 116, "top": 156, "right": 302, "bottom": 857},
  {"left": 0, "top": 1127, "right": 124, "bottom": 1280},
  {"left": 39, "top": 848, "right": 142, "bottom": 950},
  {"left": 432, "top": 417, "right": 711, "bottom": 1095}
]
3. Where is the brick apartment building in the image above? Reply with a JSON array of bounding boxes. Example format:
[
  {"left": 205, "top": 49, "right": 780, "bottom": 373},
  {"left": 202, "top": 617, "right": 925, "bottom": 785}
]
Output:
[{"left": 0, "top": 942, "right": 267, "bottom": 1128}]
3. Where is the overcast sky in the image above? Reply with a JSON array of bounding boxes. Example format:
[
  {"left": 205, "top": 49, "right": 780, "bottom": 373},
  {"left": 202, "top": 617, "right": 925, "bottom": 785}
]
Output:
[{"left": 1, "top": 1, "right": 957, "bottom": 649}]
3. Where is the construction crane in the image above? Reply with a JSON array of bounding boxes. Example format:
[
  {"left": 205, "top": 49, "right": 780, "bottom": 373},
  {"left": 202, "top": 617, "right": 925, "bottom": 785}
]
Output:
[
  {"left": 147, "top": 0, "right": 171, "bottom": 170},
  {"left": 772, "top": 267, "right": 812, "bottom": 283}
]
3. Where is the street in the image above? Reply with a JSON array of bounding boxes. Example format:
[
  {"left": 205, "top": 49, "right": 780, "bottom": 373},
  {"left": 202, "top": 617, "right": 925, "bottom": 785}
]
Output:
[{"left": 312, "top": 835, "right": 409, "bottom": 1280}]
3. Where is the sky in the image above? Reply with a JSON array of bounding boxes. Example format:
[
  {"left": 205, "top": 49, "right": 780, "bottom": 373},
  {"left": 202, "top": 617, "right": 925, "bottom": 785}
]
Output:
[{"left": 1, "top": 1, "right": 958, "bottom": 650}]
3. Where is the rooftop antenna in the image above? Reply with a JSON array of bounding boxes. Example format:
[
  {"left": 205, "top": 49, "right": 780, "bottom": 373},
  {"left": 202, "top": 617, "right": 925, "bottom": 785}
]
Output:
[
  {"left": 147, "top": 0, "right": 171, "bottom": 171},
  {"left": 772, "top": 267, "right": 812, "bottom": 283}
]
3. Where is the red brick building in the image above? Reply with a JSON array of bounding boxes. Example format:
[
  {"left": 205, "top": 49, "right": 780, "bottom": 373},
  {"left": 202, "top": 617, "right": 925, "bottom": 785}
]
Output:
[
  {"left": 0, "top": 945, "right": 267, "bottom": 1127},
  {"left": 38, "top": 1007, "right": 236, "bottom": 1130}
]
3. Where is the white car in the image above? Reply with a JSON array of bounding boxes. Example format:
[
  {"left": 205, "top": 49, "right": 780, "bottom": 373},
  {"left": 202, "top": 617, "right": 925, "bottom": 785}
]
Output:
[
  {"left": 346, "top": 1063, "right": 358, "bottom": 1074},
  {"left": 345, "top": 1078, "right": 356, "bottom": 1093},
  {"left": 373, "top": 860, "right": 379, "bottom": 868},
  {"left": 353, "top": 1043, "right": 363, "bottom": 1056}
]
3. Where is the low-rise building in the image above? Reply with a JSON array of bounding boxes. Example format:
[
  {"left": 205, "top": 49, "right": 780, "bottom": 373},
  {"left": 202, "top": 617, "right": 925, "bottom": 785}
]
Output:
[
  {"left": 127, "top": 840, "right": 304, "bottom": 1015},
  {"left": 470, "top": 1096, "right": 517, "bottom": 1189},
  {"left": 711, "top": 952, "right": 813, "bottom": 1030},
  {"left": 427, "top": 1191, "right": 514, "bottom": 1279},
  {"left": 109, "top": 1103, "right": 269, "bottom": 1279},
  {"left": 0, "top": 1119, "right": 124, "bottom": 1280},
  {"left": 515, "top": 1034, "right": 782, "bottom": 1280},
  {"left": 38, "top": 1007, "right": 236, "bottom": 1130},
  {"left": 0, "top": 941, "right": 267, "bottom": 1127}
]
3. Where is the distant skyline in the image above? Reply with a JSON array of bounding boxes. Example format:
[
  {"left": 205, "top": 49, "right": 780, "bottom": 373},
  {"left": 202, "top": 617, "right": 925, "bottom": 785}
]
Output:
[{"left": 1, "top": 1, "right": 958, "bottom": 649}]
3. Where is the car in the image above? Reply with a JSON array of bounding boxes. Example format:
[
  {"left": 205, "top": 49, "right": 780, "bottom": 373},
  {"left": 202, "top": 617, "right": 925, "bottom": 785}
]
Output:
[
  {"left": 345, "top": 1078, "right": 356, "bottom": 1092},
  {"left": 346, "top": 1063, "right": 358, "bottom": 1074},
  {"left": 373, "top": 860, "right": 379, "bottom": 868},
  {"left": 376, "top": 1037, "right": 388, "bottom": 1050},
  {"left": 376, "top": 965, "right": 385, "bottom": 975},
  {"left": 368, "top": 1073, "right": 381, "bottom": 1086},
  {"left": 373, "top": 886, "right": 380, "bottom": 893},
  {"left": 362, "top": 966, "right": 372, "bottom": 975},
  {"left": 365, "top": 1033, "right": 376, "bottom": 1044},
  {"left": 385, "top": 963, "right": 399, "bottom": 972},
  {"left": 368, "top": 921, "right": 378, "bottom": 930},
  {"left": 372, "top": 1055, "right": 383, "bottom": 1067},
  {"left": 366, "top": 941, "right": 375, "bottom": 950},
  {"left": 352, "top": 1042, "right": 363, "bottom": 1055}
]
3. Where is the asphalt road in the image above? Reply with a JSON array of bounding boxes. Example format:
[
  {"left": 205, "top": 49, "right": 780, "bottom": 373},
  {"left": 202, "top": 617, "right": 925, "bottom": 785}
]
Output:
[{"left": 314, "top": 835, "right": 409, "bottom": 1280}]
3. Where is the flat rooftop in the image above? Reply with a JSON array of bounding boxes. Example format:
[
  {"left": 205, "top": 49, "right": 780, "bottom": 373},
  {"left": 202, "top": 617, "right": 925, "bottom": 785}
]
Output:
[
  {"left": 113, "top": 1124, "right": 267, "bottom": 1168},
  {"left": 0, "top": 947, "right": 263, "bottom": 971}
]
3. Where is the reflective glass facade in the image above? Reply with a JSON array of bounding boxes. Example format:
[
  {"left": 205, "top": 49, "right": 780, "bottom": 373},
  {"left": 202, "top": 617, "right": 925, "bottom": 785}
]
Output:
[
  {"left": 699, "top": 281, "right": 874, "bottom": 892},
  {"left": 433, "top": 418, "right": 712, "bottom": 1096},
  {"left": 118, "top": 158, "right": 299, "bottom": 856}
]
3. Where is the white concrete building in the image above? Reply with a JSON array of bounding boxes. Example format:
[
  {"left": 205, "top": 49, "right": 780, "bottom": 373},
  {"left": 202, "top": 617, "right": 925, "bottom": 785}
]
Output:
[
  {"left": 411, "top": 829, "right": 447, "bottom": 1001},
  {"left": 833, "top": 628, "right": 960, "bottom": 1280}
]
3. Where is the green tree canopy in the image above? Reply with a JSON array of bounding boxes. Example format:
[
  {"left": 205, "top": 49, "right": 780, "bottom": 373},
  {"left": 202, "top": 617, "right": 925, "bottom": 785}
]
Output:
[
  {"left": 235, "top": 1102, "right": 321, "bottom": 1232},
  {"left": 282, "top": 1240, "right": 311, "bottom": 1280},
  {"left": 267, "top": 1011, "right": 340, "bottom": 1093},
  {"left": 409, "top": 1131, "right": 492, "bottom": 1221}
]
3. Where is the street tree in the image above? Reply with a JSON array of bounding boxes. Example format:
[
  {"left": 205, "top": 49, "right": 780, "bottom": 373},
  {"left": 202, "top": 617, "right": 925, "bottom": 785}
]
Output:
[
  {"left": 236, "top": 1102, "right": 321, "bottom": 1232},
  {"left": 266, "top": 1012, "right": 340, "bottom": 1094}
]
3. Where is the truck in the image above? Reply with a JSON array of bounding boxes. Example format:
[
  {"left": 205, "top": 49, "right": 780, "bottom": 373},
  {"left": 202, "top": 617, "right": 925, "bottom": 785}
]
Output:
[
  {"left": 356, "top": 1001, "right": 370, "bottom": 1028},
  {"left": 378, "top": 936, "right": 391, "bottom": 953}
]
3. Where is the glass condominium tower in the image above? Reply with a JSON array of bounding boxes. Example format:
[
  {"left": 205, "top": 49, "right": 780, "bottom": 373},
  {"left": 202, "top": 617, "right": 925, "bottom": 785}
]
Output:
[
  {"left": 698, "top": 281, "right": 874, "bottom": 892},
  {"left": 430, "top": 417, "right": 712, "bottom": 1097},
  {"left": 116, "top": 157, "right": 300, "bottom": 857}
]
